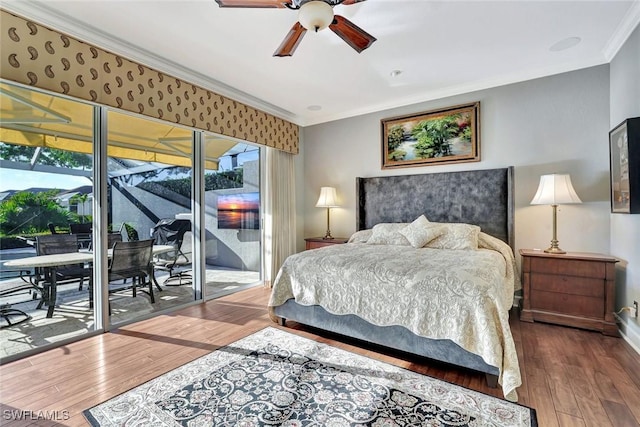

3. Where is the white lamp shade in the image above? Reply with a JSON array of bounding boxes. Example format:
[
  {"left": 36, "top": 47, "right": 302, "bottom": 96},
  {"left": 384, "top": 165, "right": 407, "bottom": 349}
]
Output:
[
  {"left": 316, "top": 187, "right": 339, "bottom": 208},
  {"left": 298, "top": 1, "right": 334, "bottom": 32},
  {"left": 530, "top": 174, "right": 582, "bottom": 205}
]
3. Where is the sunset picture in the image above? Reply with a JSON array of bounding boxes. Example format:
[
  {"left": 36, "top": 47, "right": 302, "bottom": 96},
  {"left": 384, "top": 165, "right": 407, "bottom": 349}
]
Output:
[{"left": 217, "top": 192, "right": 260, "bottom": 229}]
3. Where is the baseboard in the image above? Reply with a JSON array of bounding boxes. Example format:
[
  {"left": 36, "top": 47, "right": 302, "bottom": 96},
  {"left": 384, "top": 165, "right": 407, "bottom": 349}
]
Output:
[{"left": 613, "top": 313, "right": 640, "bottom": 355}]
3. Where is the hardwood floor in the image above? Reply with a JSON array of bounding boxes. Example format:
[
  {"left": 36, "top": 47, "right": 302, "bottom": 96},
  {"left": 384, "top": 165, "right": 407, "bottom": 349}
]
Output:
[{"left": 1, "top": 285, "right": 639, "bottom": 426}]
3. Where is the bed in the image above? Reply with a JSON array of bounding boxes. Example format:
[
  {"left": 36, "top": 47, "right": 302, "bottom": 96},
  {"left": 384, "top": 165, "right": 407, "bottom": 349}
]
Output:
[{"left": 268, "top": 167, "right": 521, "bottom": 401}]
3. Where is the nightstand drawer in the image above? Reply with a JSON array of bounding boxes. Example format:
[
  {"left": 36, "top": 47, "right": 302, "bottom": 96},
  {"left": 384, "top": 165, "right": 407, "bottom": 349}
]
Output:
[
  {"left": 531, "top": 290, "right": 604, "bottom": 318},
  {"left": 307, "top": 240, "right": 338, "bottom": 249},
  {"left": 530, "top": 257, "right": 605, "bottom": 278},
  {"left": 531, "top": 273, "right": 604, "bottom": 298},
  {"left": 305, "top": 237, "right": 349, "bottom": 250}
]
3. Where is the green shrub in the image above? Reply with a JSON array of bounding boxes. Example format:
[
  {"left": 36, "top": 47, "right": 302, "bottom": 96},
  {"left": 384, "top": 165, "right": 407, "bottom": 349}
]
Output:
[{"left": 0, "top": 190, "right": 71, "bottom": 235}]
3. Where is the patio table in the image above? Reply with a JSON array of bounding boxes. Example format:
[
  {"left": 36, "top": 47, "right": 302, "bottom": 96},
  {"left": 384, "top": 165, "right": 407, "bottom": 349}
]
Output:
[{"left": 4, "top": 245, "right": 176, "bottom": 318}]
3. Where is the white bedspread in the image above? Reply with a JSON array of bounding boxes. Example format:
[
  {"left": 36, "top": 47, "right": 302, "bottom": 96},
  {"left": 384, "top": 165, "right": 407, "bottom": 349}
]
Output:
[{"left": 268, "top": 234, "right": 522, "bottom": 401}]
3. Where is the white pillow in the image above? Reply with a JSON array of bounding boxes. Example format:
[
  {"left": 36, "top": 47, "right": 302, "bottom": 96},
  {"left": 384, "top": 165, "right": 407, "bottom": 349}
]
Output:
[
  {"left": 399, "top": 215, "right": 445, "bottom": 248},
  {"left": 347, "top": 229, "right": 373, "bottom": 244},
  {"left": 424, "top": 222, "right": 481, "bottom": 250},
  {"left": 366, "top": 223, "right": 410, "bottom": 246}
]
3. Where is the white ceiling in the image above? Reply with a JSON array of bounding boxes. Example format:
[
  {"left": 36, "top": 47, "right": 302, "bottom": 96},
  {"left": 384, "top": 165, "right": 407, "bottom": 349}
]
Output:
[{"left": 3, "top": 0, "right": 640, "bottom": 127}]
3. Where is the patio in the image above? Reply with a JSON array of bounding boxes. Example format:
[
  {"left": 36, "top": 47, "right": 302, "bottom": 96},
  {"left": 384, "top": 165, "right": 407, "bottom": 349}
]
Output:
[{"left": 0, "top": 259, "right": 260, "bottom": 359}]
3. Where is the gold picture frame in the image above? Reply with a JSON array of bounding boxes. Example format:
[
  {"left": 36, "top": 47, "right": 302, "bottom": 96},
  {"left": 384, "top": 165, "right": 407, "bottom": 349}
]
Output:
[{"left": 381, "top": 102, "right": 480, "bottom": 169}]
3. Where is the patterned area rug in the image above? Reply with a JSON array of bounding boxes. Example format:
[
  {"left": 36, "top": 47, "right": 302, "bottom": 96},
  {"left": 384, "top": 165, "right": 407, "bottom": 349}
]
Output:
[{"left": 84, "top": 327, "right": 537, "bottom": 426}]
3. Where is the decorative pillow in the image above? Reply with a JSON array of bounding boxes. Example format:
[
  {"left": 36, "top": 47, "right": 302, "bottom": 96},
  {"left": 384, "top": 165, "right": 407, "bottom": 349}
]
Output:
[
  {"left": 398, "top": 215, "right": 445, "bottom": 248},
  {"left": 347, "top": 229, "right": 373, "bottom": 244},
  {"left": 424, "top": 222, "right": 481, "bottom": 250},
  {"left": 366, "top": 223, "right": 410, "bottom": 246}
]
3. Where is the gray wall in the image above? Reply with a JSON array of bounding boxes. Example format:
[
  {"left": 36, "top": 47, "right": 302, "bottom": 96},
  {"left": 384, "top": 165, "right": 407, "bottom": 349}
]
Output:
[
  {"left": 610, "top": 24, "right": 640, "bottom": 350},
  {"left": 111, "top": 185, "right": 185, "bottom": 242},
  {"left": 301, "top": 65, "right": 612, "bottom": 260}
]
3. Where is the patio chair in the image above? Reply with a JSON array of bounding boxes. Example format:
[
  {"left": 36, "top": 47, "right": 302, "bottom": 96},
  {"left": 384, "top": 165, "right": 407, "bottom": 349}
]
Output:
[
  {"left": 151, "top": 219, "right": 192, "bottom": 286},
  {"left": 106, "top": 239, "right": 155, "bottom": 305},
  {"left": 47, "top": 223, "right": 68, "bottom": 235},
  {"left": 36, "top": 234, "right": 92, "bottom": 292},
  {"left": 0, "top": 281, "right": 38, "bottom": 328},
  {"left": 107, "top": 232, "right": 123, "bottom": 249},
  {"left": 69, "top": 222, "right": 92, "bottom": 249}
]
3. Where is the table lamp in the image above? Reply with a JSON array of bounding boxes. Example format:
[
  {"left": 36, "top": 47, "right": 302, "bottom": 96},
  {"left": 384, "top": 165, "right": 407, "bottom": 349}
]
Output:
[
  {"left": 530, "top": 174, "right": 582, "bottom": 254},
  {"left": 315, "top": 186, "right": 339, "bottom": 240}
]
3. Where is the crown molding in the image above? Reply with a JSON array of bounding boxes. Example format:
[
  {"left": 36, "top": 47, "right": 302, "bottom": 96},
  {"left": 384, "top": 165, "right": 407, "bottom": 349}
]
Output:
[
  {"left": 0, "top": 1, "right": 300, "bottom": 126},
  {"left": 603, "top": 0, "right": 640, "bottom": 61}
]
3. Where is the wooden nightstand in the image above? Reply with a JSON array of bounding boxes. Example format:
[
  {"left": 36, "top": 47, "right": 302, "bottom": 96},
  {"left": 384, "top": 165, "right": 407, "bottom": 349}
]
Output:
[
  {"left": 305, "top": 237, "right": 348, "bottom": 250},
  {"left": 519, "top": 249, "right": 619, "bottom": 336}
]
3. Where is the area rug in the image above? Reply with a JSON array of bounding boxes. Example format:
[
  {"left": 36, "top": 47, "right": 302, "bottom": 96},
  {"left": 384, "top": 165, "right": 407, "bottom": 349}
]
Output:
[{"left": 84, "top": 327, "right": 537, "bottom": 426}]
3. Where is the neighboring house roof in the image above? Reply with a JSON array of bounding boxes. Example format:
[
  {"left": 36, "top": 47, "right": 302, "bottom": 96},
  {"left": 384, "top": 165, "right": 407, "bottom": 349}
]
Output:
[
  {"left": 0, "top": 188, "right": 62, "bottom": 201},
  {"left": 54, "top": 186, "right": 92, "bottom": 202},
  {"left": 57, "top": 185, "right": 93, "bottom": 197}
]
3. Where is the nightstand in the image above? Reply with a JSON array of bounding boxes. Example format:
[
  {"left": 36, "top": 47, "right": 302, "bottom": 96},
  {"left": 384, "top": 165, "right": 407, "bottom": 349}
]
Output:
[
  {"left": 519, "top": 249, "right": 619, "bottom": 336},
  {"left": 305, "top": 237, "right": 348, "bottom": 250}
]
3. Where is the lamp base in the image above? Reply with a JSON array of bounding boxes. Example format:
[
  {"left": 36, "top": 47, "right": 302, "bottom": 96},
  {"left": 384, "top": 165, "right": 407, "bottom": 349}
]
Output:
[
  {"left": 544, "top": 246, "right": 566, "bottom": 254},
  {"left": 322, "top": 207, "right": 333, "bottom": 240},
  {"left": 544, "top": 206, "right": 566, "bottom": 254}
]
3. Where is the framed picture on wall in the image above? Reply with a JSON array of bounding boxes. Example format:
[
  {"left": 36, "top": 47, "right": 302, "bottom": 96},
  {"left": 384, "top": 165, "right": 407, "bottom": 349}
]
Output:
[
  {"left": 381, "top": 102, "right": 480, "bottom": 169},
  {"left": 609, "top": 117, "right": 640, "bottom": 214}
]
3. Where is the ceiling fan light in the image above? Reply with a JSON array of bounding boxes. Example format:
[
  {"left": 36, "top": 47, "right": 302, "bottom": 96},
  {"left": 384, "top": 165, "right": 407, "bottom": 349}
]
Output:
[{"left": 298, "top": 1, "right": 334, "bottom": 32}]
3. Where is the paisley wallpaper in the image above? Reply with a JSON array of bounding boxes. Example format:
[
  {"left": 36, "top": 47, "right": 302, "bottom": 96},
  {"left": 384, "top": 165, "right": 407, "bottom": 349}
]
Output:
[{"left": 0, "top": 10, "right": 299, "bottom": 154}]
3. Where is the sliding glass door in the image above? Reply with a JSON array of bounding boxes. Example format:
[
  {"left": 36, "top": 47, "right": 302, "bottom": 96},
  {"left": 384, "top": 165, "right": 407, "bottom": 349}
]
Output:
[
  {"left": 105, "top": 110, "right": 196, "bottom": 325},
  {"left": 0, "top": 81, "right": 95, "bottom": 358},
  {"left": 202, "top": 135, "right": 262, "bottom": 300}
]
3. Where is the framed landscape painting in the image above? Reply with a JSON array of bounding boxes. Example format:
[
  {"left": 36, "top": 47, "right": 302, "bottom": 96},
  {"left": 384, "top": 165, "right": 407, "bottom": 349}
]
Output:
[
  {"left": 609, "top": 117, "right": 640, "bottom": 214},
  {"left": 381, "top": 102, "right": 480, "bottom": 169}
]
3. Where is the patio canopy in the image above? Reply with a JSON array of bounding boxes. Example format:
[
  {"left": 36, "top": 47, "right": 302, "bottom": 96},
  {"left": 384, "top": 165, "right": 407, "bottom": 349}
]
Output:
[{"left": 0, "top": 82, "right": 238, "bottom": 170}]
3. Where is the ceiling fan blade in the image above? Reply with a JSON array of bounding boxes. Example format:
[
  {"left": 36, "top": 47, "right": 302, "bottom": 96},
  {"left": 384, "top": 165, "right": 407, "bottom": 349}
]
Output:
[
  {"left": 273, "top": 22, "right": 307, "bottom": 57},
  {"left": 340, "top": 0, "right": 368, "bottom": 5},
  {"left": 329, "top": 15, "right": 376, "bottom": 53},
  {"left": 215, "top": 0, "right": 291, "bottom": 8}
]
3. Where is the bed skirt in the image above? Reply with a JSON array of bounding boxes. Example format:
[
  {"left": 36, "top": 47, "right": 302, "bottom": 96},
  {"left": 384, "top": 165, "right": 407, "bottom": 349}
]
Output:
[{"left": 271, "top": 299, "right": 499, "bottom": 385}]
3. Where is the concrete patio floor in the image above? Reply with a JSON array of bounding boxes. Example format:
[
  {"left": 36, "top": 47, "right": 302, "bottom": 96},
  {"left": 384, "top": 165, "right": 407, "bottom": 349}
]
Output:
[{"left": 0, "top": 266, "right": 261, "bottom": 359}]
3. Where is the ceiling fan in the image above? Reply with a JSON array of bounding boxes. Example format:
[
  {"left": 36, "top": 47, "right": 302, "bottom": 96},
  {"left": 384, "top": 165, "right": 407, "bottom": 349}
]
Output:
[{"left": 214, "top": 0, "right": 376, "bottom": 57}]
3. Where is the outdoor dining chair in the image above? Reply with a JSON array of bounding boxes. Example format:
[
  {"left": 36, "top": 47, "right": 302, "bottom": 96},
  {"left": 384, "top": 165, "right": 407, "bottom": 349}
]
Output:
[
  {"left": 36, "top": 234, "right": 92, "bottom": 291},
  {"left": 69, "top": 222, "right": 92, "bottom": 249},
  {"left": 88, "top": 239, "right": 155, "bottom": 313},
  {"left": 107, "top": 239, "right": 155, "bottom": 303},
  {"left": 107, "top": 232, "right": 123, "bottom": 249}
]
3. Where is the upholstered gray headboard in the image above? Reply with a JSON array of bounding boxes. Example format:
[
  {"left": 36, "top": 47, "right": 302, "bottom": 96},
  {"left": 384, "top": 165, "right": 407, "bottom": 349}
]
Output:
[{"left": 356, "top": 167, "right": 514, "bottom": 249}]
